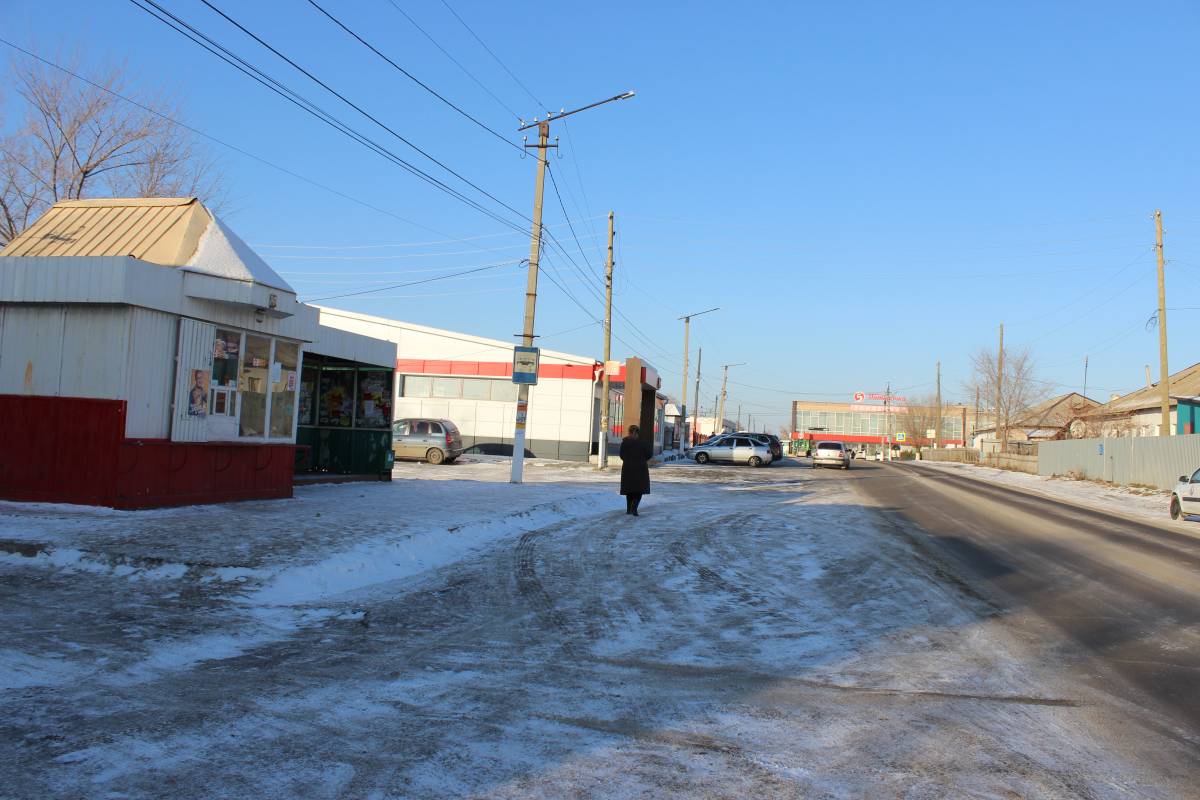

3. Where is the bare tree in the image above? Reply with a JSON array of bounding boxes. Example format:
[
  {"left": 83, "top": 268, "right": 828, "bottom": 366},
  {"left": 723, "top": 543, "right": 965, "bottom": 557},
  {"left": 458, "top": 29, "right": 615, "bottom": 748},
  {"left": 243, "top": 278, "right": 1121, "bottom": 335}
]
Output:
[
  {"left": 897, "top": 395, "right": 940, "bottom": 455},
  {"left": 0, "top": 57, "right": 224, "bottom": 245},
  {"left": 965, "top": 345, "right": 1045, "bottom": 451}
]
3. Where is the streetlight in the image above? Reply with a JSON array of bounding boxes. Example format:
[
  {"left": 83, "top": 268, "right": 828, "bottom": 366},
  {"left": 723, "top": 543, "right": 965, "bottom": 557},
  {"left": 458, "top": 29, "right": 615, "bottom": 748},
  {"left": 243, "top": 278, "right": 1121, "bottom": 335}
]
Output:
[{"left": 678, "top": 307, "right": 718, "bottom": 448}]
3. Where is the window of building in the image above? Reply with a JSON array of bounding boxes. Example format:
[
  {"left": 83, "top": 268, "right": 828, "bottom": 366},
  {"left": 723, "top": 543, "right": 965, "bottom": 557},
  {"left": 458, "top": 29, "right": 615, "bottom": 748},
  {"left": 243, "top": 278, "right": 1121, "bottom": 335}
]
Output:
[
  {"left": 318, "top": 368, "right": 355, "bottom": 427},
  {"left": 432, "top": 377, "right": 462, "bottom": 398},
  {"left": 356, "top": 369, "right": 393, "bottom": 429},
  {"left": 462, "top": 378, "right": 491, "bottom": 400},
  {"left": 403, "top": 375, "right": 432, "bottom": 398},
  {"left": 239, "top": 334, "right": 271, "bottom": 438},
  {"left": 269, "top": 340, "right": 299, "bottom": 438}
]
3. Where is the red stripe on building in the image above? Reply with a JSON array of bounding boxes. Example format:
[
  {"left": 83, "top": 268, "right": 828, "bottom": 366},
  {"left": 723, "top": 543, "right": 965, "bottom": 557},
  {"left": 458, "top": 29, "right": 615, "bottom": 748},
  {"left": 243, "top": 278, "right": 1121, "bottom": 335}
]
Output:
[
  {"left": 395, "top": 359, "right": 597, "bottom": 380},
  {"left": 803, "top": 431, "right": 964, "bottom": 446}
]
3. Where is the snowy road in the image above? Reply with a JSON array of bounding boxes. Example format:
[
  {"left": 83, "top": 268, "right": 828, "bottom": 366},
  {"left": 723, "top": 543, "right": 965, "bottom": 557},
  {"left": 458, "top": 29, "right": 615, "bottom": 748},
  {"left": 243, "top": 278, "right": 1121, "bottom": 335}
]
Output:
[{"left": 1, "top": 457, "right": 1196, "bottom": 797}]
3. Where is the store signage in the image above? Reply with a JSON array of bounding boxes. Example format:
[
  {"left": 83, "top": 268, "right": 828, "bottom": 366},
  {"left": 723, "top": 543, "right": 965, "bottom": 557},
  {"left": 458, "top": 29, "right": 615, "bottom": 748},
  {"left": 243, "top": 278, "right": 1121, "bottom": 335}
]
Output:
[
  {"left": 853, "top": 391, "right": 865, "bottom": 402},
  {"left": 512, "top": 346, "right": 540, "bottom": 385}
]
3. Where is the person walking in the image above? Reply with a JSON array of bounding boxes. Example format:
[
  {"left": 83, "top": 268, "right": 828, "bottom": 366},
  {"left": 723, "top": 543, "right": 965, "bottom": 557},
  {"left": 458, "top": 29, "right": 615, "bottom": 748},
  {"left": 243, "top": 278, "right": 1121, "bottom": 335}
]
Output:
[{"left": 619, "top": 425, "right": 651, "bottom": 516}]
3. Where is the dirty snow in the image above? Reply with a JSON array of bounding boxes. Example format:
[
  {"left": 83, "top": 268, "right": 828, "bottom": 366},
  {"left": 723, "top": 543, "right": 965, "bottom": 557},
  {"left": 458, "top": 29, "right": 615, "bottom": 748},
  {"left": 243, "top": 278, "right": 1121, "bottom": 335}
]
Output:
[{"left": 0, "top": 456, "right": 1194, "bottom": 797}]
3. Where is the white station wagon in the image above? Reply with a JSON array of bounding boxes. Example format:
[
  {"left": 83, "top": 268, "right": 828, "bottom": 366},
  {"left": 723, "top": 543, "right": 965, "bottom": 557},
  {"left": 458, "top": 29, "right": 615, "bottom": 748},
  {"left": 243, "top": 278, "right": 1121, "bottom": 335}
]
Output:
[{"left": 1169, "top": 468, "right": 1200, "bottom": 520}]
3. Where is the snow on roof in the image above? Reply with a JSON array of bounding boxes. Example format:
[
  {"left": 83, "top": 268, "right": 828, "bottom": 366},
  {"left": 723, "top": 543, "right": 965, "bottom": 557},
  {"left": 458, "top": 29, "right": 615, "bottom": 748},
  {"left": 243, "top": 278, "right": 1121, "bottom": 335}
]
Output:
[
  {"left": 1089, "top": 361, "right": 1200, "bottom": 416},
  {"left": 0, "top": 196, "right": 293, "bottom": 294}
]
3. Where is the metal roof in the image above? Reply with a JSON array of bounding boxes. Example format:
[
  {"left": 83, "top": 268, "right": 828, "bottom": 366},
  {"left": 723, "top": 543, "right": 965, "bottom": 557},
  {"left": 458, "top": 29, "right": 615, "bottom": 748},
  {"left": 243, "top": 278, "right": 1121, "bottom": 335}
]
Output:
[
  {"left": 1089, "top": 362, "right": 1200, "bottom": 416},
  {"left": 0, "top": 197, "right": 208, "bottom": 264}
]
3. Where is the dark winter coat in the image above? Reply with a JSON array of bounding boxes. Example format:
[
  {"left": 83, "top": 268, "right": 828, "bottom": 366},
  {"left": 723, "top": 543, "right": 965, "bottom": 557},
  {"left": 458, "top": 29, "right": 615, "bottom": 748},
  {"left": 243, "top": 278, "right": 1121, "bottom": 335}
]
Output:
[{"left": 619, "top": 435, "right": 651, "bottom": 495}]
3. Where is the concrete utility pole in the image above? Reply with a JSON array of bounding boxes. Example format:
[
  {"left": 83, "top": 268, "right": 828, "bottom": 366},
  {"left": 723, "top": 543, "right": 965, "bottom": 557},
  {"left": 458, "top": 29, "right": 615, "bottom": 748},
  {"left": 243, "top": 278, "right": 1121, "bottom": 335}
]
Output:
[
  {"left": 510, "top": 91, "right": 635, "bottom": 484},
  {"left": 1156, "top": 209, "right": 1171, "bottom": 436},
  {"left": 736, "top": 404, "right": 742, "bottom": 430},
  {"left": 691, "top": 348, "right": 702, "bottom": 445},
  {"left": 678, "top": 307, "right": 718, "bottom": 450},
  {"left": 597, "top": 211, "right": 615, "bottom": 470},
  {"left": 1083, "top": 355, "right": 1089, "bottom": 400},
  {"left": 884, "top": 382, "right": 891, "bottom": 461},
  {"left": 935, "top": 360, "right": 942, "bottom": 449},
  {"left": 713, "top": 394, "right": 720, "bottom": 432},
  {"left": 718, "top": 363, "right": 744, "bottom": 437},
  {"left": 973, "top": 387, "right": 980, "bottom": 448},
  {"left": 996, "top": 323, "right": 1005, "bottom": 455}
]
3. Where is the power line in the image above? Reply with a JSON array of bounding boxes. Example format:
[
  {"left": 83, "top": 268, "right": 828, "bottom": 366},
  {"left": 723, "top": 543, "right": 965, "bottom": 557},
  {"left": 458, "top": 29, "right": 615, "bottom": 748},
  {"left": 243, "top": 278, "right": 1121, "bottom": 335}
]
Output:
[
  {"left": 383, "top": 0, "right": 521, "bottom": 121},
  {"left": 306, "top": 259, "right": 523, "bottom": 302},
  {"left": 305, "top": 0, "right": 521, "bottom": 152},
  {"left": 252, "top": 216, "right": 607, "bottom": 249},
  {"left": 437, "top": 0, "right": 546, "bottom": 111},
  {"left": 127, "top": 0, "right": 528, "bottom": 235}
]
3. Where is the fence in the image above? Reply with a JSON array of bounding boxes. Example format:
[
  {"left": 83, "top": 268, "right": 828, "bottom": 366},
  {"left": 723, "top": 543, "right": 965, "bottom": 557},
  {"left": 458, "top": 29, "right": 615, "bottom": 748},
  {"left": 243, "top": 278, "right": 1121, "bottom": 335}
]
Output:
[
  {"left": 1037, "top": 434, "right": 1200, "bottom": 490},
  {"left": 982, "top": 452, "right": 1038, "bottom": 473},
  {"left": 925, "top": 448, "right": 979, "bottom": 464}
]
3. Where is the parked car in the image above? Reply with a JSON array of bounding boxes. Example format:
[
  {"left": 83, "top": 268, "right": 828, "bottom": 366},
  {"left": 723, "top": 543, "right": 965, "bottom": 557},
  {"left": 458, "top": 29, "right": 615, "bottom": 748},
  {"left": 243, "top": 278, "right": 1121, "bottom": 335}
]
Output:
[
  {"left": 812, "top": 441, "right": 850, "bottom": 469},
  {"left": 687, "top": 435, "right": 773, "bottom": 467},
  {"left": 1170, "top": 468, "right": 1200, "bottom": 520},
  {"left": 735, "top": 432, "right": 784, "bottom": 463},
  {"left": 392, "top": 418, "right": 464, "bottom": 464}
]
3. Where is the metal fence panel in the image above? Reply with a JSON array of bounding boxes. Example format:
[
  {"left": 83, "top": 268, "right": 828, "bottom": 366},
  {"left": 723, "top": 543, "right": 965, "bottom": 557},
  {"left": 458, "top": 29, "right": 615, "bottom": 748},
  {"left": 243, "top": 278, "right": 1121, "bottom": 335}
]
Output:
[{"left": 1039, "top": 434, "right": 1200, "bottom": 490}]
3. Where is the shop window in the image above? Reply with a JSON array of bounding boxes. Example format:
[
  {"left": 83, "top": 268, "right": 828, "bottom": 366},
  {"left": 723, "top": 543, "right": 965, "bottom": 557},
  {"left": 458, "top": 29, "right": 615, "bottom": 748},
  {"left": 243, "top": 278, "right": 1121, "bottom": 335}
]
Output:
[
  {"left": 299, "top": 366, "right": 318, "bottom": 426},
  {"left": 357, "top": 369, "right": 393, "bottom": 429},
  {"left": 239, "top": 334, "right": 271, "bottom": 437},
  {"left": 403, "top": 375, "right": 432, "bottom": 398},
  {"left": 270, "top": 341, "right": 299, "bottom": 438},
  {"left": 491, "top": 381, "right": 518, "bottom": 402},
  {"left": 432, "top": 377, "right": 462, "bottom": 398},
  {"left": 318, "top": 369, "right": 356, "bottom": 427},
  {"left": 462, "top": 378, "right": 491, "bottom": 400}
]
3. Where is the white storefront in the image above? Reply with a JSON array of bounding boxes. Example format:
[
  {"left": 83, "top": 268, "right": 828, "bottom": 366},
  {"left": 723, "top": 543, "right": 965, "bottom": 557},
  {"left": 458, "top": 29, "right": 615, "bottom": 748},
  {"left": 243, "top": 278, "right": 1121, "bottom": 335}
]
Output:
[{"left": 316, "top": 307, "right": 603, "bottom": 461}]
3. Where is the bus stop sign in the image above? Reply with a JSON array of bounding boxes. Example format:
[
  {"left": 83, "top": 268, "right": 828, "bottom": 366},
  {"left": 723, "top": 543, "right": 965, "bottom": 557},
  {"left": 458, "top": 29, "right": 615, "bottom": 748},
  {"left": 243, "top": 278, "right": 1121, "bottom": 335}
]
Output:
[{"left": 512, "top": 346, "right": 540, "bottom": 385}]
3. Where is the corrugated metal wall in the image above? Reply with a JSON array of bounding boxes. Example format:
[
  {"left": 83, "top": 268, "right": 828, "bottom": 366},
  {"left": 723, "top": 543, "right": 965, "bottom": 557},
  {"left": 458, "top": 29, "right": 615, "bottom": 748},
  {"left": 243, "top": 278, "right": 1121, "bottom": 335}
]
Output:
[
  {"left": 0, "top": 305, "right": 131, "bottom": 397},
  {"left": 1038, "top": 434, "right": 1200, "bottom": 489},
  {"left": 171, "top": 317, "right": 214, "bottom": 442},
  {"left": 124, "top": 308, "right": 178, "bottom": 438}
]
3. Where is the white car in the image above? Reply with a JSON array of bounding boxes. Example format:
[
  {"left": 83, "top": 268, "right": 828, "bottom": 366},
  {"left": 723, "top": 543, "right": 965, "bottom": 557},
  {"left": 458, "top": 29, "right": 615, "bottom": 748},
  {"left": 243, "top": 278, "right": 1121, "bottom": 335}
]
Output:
[
  {"left": 688, "top": 435, "right": 773, "bottom": 467},
  {"left": 1170, "top": 468, "right": 1200, "bottom": 520},
  {"left": 812, "top": 441, "right": 850, "bottom": 470}
]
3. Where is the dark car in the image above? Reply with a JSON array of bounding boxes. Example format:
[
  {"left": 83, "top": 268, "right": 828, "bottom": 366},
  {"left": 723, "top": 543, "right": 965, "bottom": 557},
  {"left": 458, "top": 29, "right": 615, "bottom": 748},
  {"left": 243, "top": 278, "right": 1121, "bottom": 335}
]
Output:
[{"left": 736, "top": 432, "right": 783, "bottom": 464}]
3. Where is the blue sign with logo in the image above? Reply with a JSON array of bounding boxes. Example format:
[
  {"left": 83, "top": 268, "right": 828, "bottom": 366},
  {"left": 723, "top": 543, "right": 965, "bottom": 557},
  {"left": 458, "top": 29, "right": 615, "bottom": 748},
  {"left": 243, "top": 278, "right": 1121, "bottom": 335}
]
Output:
[{"left": 512, "top": 346, "right": 540, "bottom": 385}]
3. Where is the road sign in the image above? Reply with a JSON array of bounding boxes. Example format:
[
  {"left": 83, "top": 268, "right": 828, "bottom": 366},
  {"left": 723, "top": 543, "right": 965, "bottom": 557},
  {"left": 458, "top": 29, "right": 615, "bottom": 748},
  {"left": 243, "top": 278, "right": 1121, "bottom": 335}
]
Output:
[
  {"left": 925, "top": 428, "right": 936, "bottom": 439},
  {"left": 512, "top": 346, "right": 540, "bottom": 385},
  {"left": 895, "top": 432, "right": 907, "bottom": 442}
]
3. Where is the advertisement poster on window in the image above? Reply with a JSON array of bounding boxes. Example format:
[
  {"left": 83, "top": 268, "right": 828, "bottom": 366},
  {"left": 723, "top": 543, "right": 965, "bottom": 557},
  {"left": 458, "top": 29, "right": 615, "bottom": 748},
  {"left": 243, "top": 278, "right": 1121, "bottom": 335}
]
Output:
[
  {"left": 188, "top": 369, "right": 210, "bottom": 418},
  {"left": 357, "top": 371, "right": 392, "bottom": 428},
  {"left": 319, "top": 370, "right": 354, "bottom": 427}
]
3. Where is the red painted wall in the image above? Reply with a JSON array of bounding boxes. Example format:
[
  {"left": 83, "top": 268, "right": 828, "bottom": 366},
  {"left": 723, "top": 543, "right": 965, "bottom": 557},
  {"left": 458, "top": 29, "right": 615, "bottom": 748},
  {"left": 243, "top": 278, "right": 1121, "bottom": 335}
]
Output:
[
  {"left": 395, "top": 358, "right": 597, "bottom": 380},
  {"left": 0, "top": 394, "right": 294, "bottom": 509}
]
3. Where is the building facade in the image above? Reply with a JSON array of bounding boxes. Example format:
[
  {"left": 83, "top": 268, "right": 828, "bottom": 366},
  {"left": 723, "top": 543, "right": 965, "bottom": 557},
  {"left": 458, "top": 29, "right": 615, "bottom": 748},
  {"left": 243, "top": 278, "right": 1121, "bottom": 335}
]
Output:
[{"left": 791, "top": 400, "right": 972, "bottom": 452}]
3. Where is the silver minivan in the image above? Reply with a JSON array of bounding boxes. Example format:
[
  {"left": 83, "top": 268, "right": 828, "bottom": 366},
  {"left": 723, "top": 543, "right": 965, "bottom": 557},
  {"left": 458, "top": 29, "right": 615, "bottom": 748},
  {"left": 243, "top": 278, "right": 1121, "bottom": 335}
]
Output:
[
  {"left": 688, "top": 435, "right": 773, "bottom": 467},
  {"left": 392, "top": 418, "right": 464, "bottom": 464}
]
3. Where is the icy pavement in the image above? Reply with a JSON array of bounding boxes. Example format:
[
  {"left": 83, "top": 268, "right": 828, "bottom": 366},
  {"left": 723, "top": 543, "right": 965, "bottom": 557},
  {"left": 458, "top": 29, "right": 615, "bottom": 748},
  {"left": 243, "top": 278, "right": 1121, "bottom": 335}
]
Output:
[{"left": 0, "top": 458, "right": 1194, "bottom": 797}]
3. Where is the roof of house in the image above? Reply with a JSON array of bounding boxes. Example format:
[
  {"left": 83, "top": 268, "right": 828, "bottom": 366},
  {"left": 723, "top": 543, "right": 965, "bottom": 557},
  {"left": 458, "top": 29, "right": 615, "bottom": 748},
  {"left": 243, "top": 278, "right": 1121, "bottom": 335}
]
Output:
[
  {"left": 1088, "top": 361, "right": 1200, "bottom": 417},
  {"left": 1016, "top": 392, "right": 1100, "bottom": 428},
  {"left": 0, "top": 197, "right": 292, "bottom": 293}
]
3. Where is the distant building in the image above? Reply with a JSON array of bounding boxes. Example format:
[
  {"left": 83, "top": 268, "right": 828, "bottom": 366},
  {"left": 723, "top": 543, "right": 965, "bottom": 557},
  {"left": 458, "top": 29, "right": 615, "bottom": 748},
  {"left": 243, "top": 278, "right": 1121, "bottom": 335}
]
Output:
[
  {"left": 1079, "top": 362, "right": 1200, "bottom": 437},
  {"left": 790, "top": 399, "right": 974, "bottom": 454},
  {"left": 974, "top": 391, "right": 1100, "bottom": 446}
]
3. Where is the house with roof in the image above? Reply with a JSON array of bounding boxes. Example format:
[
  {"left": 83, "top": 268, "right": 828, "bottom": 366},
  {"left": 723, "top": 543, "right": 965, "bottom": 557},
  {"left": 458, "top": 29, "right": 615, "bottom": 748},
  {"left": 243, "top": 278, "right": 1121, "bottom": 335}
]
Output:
[
  {"left": 1078, "top": 361, "right": 1200, "bottom": 438},
  {"left": 0, "top": 197, "right": 395, "bottom": 508},
  {"left": 970, "top": 392, "right": 1099, "bottom": 447}
]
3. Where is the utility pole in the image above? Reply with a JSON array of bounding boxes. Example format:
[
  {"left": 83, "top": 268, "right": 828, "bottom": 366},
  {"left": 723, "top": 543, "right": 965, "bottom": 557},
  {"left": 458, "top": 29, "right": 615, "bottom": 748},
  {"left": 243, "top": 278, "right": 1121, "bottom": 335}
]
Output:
[
  {"left": 736, "top": 404, "right": 742, "bottom": 430},
  {"left": 691, "top": 348, "right": 702, "bottom": 445},
  {"left": 1083, "top": 355, "right": 1089, "bottom": 400},
  {"left": 1156, "top": 209, "right": 1171, "bottom": 436},
  {"left": 713, "top": 394, "right": 720, "bottom": 433},
  {"left": 678, "top": 307, "right": 719, "bottom": 451},
  {"left": 884, "top": 382, "right": 891, "bottom": 460},
  {"left": 718, "top": 363, "right": 744, "bottom": 438},
  {"left": 510, "top": 91, "right": 635, "bottom": 484},
  {"left": 996, "top": 323, "right": 1005, "bottom": 455},
  {"left": 935, "top": 360, "right": 942, "bottom": 449},
  {"left": 597, "top": 211, "right": 615, "bottom": 470},
  {"left": 973, "top": 386, "right": 979, "bottom": 448}
]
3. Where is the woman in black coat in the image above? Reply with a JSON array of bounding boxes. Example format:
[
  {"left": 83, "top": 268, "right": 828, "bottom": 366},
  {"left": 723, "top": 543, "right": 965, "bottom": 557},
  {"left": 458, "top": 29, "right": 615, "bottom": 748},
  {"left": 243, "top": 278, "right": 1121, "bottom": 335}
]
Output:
[{"left": 619, "top": 425, "right": 651, "bottom": 516}]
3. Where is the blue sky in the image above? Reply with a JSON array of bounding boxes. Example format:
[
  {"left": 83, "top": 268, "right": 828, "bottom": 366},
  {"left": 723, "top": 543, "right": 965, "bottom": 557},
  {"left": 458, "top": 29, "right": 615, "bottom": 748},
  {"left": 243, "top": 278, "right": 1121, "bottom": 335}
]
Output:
[{"left": 3, "top": 1, "right": 1199, "bottom": 427}]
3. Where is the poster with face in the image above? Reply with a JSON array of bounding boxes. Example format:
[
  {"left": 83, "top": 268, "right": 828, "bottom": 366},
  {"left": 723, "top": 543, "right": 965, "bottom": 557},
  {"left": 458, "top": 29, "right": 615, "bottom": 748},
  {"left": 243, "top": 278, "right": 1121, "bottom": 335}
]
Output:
[{"left": 188, "top": 369, "right": 210, "bottom": 418}]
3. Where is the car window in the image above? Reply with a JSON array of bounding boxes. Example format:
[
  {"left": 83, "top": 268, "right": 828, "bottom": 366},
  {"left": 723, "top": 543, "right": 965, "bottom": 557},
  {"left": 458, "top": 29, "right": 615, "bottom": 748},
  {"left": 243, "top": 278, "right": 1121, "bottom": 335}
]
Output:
[
  {"left": 413, "top": 421, "right": 430, "bottom": 436},
  {"left": 429, "top": 422, "right": 443, "bottom": 435},
  {"left": 1191, "top": 468, "right": 1200, "bottom": 483},
  {"left": 817, "top": 442, "right": 842, "bottom": 451},
  {"left": 393, "top": 420, "right": 410, "bottom": 436},
  {"left": 734, "top": 437, "right": 752, "bottom": 447}
]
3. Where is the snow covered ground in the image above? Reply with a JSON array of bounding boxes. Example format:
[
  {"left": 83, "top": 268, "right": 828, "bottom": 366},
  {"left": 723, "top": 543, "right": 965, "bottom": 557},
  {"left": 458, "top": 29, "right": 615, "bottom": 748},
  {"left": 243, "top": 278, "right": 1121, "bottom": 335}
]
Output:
[
  {"left": 0, "top": 456, "right": 1193, "bottom": 797},
  {"left": 909, "top": 458, "right": 1187, "bottom": 528}
]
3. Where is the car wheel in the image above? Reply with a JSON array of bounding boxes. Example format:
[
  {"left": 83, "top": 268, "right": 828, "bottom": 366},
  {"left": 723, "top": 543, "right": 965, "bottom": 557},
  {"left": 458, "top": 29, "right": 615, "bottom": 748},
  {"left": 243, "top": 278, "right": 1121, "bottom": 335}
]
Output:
[
  {"left": 426, "top": 448, "right": 446, "bottom": 465},
  {"left": 748, "top": 456, "right": 762, "bottom": 467},
  {"left": 1170, "top": 496, "right": 1183, "bottom": 520},
  {"left": 695, "top": 452, "right": 710, "bottom": 464}
]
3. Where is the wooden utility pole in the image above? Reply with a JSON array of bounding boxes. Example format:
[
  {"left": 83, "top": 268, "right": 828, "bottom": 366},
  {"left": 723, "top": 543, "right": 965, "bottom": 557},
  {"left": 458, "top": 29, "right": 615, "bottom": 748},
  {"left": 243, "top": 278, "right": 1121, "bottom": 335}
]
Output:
[
  {"left": 597, "top": 211, "right": 615, "bottom": 470},
  {"left": 691, "top": 348, "right": 702, "bottom": 445},
  {"left": 935, "top": 360, "right": 942, "bottom": 449},
  {"left": 1156, "top": 209, "right": 1171, "bottom": 435},
  {"left": 510, "top": 91, "right": 635, "bottom": 484},
  {"left": 717, "top": 362, "right": 744, "bottom": 437},
  {"left": 996, "top": 323, "right": 1005, "bottom": 454},
  {"left": 973, "top": 387, "right": 980, "bottom": 448}
]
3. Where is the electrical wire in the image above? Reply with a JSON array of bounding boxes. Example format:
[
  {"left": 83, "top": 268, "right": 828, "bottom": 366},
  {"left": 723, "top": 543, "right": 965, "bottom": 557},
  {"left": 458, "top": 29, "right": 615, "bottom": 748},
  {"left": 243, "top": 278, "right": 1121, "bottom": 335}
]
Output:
[
  {"left": 437, "top": 0, "right": 546, "bottom": 111},
  {"left": 306, "top": 259, "right": 523, "bottom": 302},
  {"left": 252, "top": 216, "right": 606, "bottom": 249},
  {"left": 383, "top": 0, "right": 521, "bottom": 121},
  {"left": 305, "top": 0, "right": 521, "bottom": 152}
]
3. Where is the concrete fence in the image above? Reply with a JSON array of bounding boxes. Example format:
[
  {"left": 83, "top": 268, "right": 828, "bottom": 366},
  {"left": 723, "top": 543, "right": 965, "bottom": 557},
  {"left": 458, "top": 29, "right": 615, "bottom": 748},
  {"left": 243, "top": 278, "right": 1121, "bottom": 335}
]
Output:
[
  {"left": 1037, "top": 434, "right": 1200, "bottom": 490},
  {"left": 925, "top": 448, "right": 979, "bottom": 464},
  {"left": 982, "top": 452, "right": 1038, "bottom": 473}
]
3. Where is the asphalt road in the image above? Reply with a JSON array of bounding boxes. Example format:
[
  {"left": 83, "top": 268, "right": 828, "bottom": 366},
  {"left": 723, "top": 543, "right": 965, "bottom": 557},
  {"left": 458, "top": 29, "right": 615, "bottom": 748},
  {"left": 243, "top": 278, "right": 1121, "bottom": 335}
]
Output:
[{"left": 835, "top": 458, "right": 1200, "bottom": 738}]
